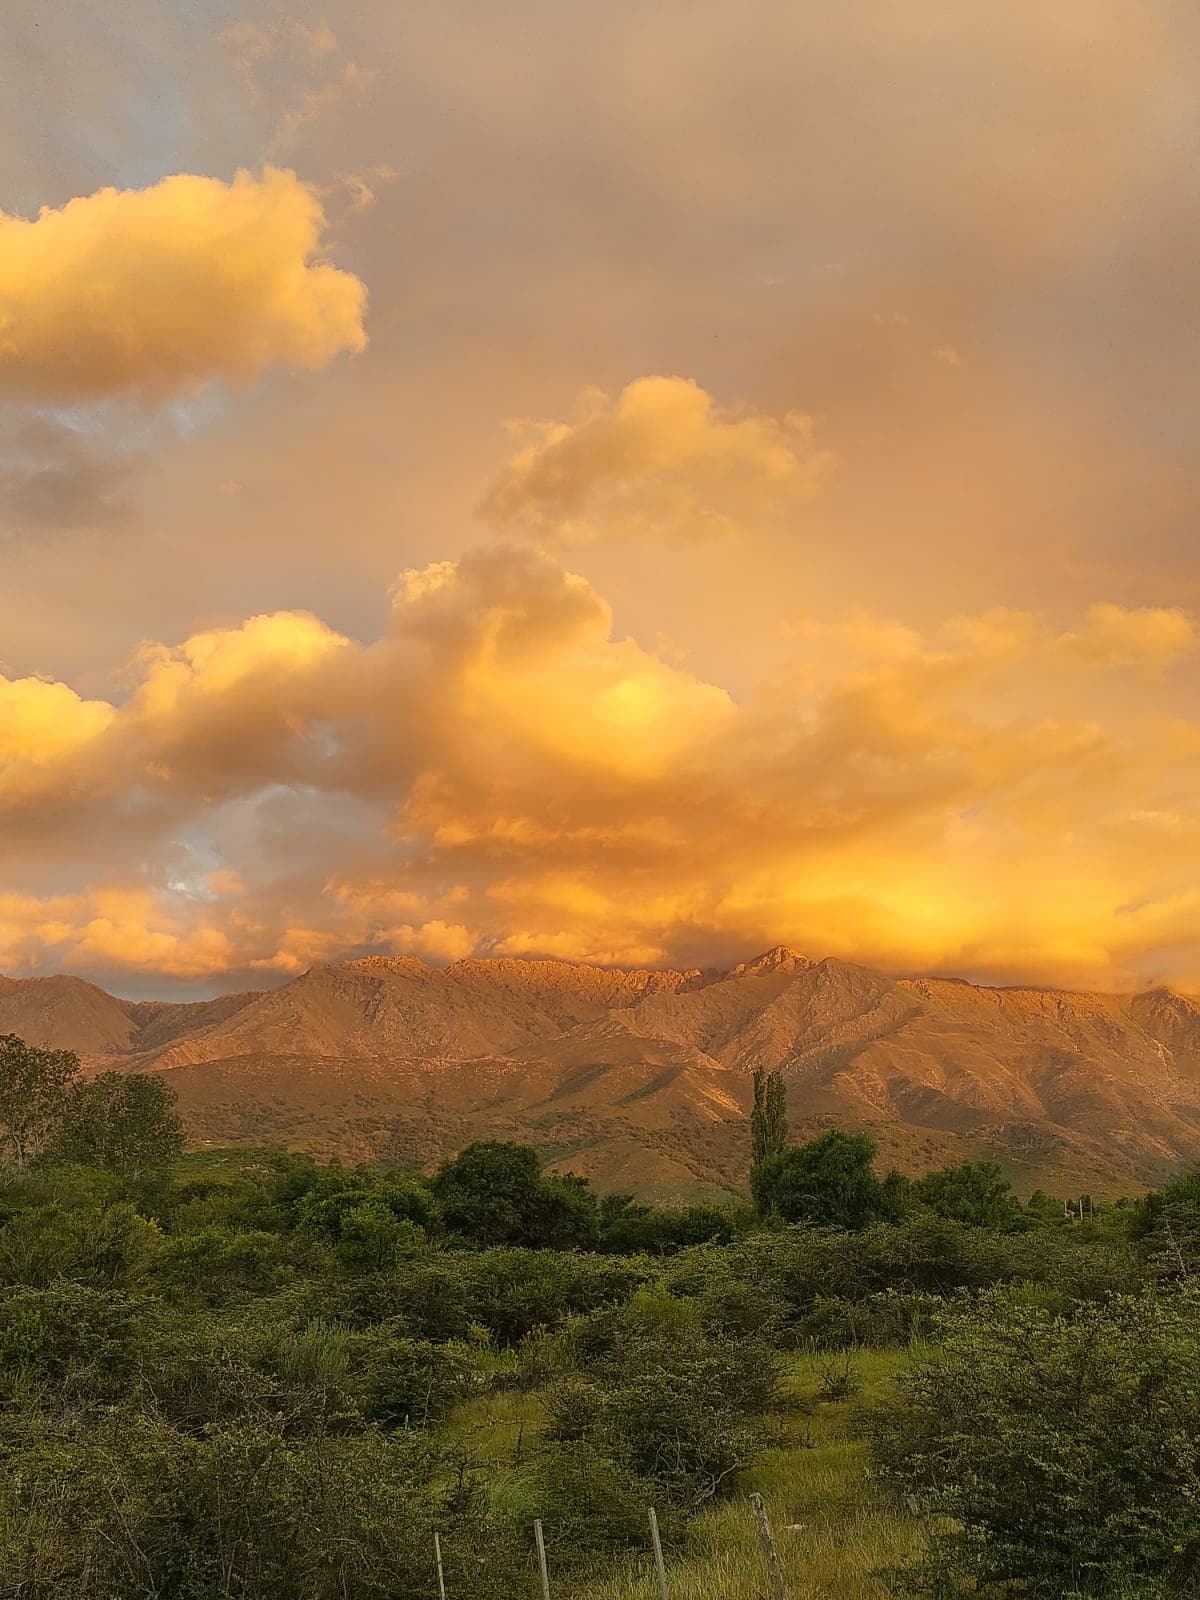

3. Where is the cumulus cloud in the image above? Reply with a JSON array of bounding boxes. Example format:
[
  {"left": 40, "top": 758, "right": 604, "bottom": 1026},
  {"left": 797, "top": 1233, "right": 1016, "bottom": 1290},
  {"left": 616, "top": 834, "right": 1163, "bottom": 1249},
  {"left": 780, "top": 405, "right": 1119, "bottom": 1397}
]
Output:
[
  {"left": 390, "top": 545, "right": 735, "bottom": 779},
  {"left": 0, "top": 675, "right": 114, "bottom": 811},
  {"left": 7, "top": 0, "right": 1200, "bottom": 999},
  {"left": 0, "top": 168, "right": 366, "bottom": 402},
  {"left": 480, "top": 376, "right": 833, "bottom": 543},
  {"left": 2, "top": 549, "right": 1200, "bottom": 991}
]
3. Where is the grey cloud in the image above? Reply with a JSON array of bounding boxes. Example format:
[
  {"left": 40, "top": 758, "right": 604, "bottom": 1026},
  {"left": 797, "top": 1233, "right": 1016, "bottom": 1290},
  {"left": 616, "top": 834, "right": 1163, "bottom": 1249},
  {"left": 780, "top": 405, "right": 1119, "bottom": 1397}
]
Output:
[{"left": 0, "top": 418, "right": 138, "bottom": 540}]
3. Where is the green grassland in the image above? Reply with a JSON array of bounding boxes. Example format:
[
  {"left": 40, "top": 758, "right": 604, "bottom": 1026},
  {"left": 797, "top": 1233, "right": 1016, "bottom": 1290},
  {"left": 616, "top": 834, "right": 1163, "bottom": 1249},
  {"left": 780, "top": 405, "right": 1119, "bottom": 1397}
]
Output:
[{"left": 444, "top": 1349, "right": 919, "bottom": 1599}]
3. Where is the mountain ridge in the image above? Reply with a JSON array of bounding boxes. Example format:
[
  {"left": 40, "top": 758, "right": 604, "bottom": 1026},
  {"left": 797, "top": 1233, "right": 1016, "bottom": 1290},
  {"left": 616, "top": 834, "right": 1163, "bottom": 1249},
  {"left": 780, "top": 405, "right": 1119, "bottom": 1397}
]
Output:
[{"left": 4, "top": 949, "right": 1200, "bottom": 1198}]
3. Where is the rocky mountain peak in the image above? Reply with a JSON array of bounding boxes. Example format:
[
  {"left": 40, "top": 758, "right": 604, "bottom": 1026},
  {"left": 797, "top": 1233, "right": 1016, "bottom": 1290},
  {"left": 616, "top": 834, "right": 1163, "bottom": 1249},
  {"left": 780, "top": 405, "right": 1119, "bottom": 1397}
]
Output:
[{"left": 732, "top": 945, "right": 812, "bottom": 977}]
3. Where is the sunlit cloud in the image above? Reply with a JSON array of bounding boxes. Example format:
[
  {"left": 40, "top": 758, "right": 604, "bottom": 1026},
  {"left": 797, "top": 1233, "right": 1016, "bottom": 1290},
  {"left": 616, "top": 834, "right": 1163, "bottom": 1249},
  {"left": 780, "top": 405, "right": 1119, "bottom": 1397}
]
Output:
[
  {"left": 0, "top": 888, "right": 234, "bottom": 980},
  {"left": 480, "top": 376, "right": 833, "bottom": 544},
  {"left": 5, "top": 0, "right": 1200, "bottom": 1002},
  {"left": 0, "top": 168, "right": 366, "bottom": 402},
  {"left": 2, "top": 543, "right": 1199, "bottom": 992}
]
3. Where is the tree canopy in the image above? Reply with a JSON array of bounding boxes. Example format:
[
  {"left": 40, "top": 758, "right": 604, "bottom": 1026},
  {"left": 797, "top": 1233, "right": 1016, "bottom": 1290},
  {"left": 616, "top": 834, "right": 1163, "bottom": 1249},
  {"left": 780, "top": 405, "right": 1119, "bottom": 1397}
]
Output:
[
  {"left": 914, "top": 1160, "right": 1026, "bottom": 1232},
  {"left": 0, "top": 1034, "right": 80, "bottom": 1166},
  {"left": 51, "top": 1071, "right": 186, "bottom": 1175},
  {"left": 433, "top": 1139, "right": 599, "bottom": 1248},
  {"left": 752, "top": 1130, "right": 906, "bottom": 1229}
]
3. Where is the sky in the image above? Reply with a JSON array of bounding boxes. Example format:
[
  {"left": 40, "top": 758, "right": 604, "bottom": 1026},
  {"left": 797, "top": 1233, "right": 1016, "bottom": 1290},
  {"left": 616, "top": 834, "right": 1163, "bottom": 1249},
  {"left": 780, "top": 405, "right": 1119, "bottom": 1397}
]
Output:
[{"left": 3, "top": 0, "right": 1200, "bottom": 998}]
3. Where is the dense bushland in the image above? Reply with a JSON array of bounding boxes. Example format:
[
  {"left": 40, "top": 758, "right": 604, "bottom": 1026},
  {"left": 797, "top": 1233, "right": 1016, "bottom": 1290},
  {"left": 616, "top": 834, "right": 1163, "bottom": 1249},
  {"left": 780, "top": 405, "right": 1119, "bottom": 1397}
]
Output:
[{"left": 0, "top": 1037, "right": 1196, "bottom": 1596}]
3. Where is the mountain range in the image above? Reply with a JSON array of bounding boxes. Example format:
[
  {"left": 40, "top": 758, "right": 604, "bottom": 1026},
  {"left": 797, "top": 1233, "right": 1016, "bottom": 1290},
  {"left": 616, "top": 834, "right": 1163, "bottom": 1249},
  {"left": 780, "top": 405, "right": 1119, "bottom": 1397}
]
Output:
[{"left": 5, "top": 948, "right": 1200, "bottom": 1199}]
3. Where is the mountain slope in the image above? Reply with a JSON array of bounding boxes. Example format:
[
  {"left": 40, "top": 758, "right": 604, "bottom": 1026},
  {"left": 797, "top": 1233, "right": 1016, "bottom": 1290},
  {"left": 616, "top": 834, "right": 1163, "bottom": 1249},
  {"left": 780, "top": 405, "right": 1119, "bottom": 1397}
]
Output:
[
  {"left": 0, "top": 976, "right": 261, "bottom": 1059},
  {"left": 0, "top": 974, "right": 139, "bottom": 1055},
  {"left": 5, "top": 951, "right": 1200, "bottom": 1196}
]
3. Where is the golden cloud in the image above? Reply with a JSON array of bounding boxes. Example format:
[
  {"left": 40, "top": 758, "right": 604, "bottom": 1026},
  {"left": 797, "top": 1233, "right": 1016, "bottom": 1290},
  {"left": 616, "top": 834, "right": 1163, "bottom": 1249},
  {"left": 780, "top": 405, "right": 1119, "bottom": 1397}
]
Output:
[
  {"left": 1067, "top": 603, "right": 1198, "bottom": 671},
  {"left": 480, "top": 376, "right": 833, "bottom": 543},
  {"left": 0, "top": 676, "right": 115, "bottom": 813},
  {"left": 391, "top": 545, "right": 735, "bottom": 778},
  {"left": 0, "top": 675, "right": 114, "bottom": 767},
  {"left": 2, "top": 549, "right": 1200, "bottom": 991},
  {"left": 0, "top": 168, "right": 366, "bottom": 401},
  {"left": 0, "top": 889, "right": 234, "bottom": 980}
]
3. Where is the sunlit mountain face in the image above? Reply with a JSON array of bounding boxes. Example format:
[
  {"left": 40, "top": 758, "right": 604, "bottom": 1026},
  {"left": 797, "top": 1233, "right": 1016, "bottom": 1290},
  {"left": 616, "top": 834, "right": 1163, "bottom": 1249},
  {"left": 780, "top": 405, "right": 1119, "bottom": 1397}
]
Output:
[
  {"left": 8, "top": 948, "right": 1200, "bottom": 1194},
  {"left": 4, "top": 2, "right": 1200, "bottom": 1001}
]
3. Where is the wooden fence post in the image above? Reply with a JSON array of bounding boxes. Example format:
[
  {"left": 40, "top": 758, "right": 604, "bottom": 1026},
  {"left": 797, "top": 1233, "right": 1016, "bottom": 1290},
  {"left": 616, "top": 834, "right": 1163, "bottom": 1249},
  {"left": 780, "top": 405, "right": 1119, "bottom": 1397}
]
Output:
[
  {"left": 647, "top": 1507, "right": 670, "bottom": 1600},
  {"left": 534, "top": 1519, "right": 551, "bottom": 1600},
  {"left": 433, "top": 1531, "right": 446, "bottom": 1600},
  {"left": 750, "top": 1492, "right": 788, "bottom": 1600}
]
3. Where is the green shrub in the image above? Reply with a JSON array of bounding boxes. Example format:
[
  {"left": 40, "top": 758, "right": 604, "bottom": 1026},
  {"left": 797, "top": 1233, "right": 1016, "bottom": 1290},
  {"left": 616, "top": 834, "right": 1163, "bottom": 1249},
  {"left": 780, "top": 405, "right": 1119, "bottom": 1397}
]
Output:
[
  {"left": 526, "top": 1440, "right": 664, "bottom": 1569},
  {"left": 549, "top": 1290, "right": 778, "bottom": 1510},
  {"left": 322, "top": 1247, "right": 649, "bottom": 1344},
  {"left": 0, "top": 1199, "right": 158, "bottom": 1287},
  {"left": 675, "top": 1212, "right": 1138, "bottom": 1332},
  {"left": 294, "top": 1172, "right": 439, "bottom": 1239},
  {"left": 151, "top": 1226, "right": 325, "bottom": 1305},
  {"left": 134, "top": 1310, "right": 475, "bottom": 1434},
  {"left": 789, "top": 1288, "right": 947, "bottom": 1348},
  {"left": 0, "top": 1409, "right": 527, "bottom": 1600},
  {"left": 870, "top": 1286, "right": 1200, "bottom": 1597},
  {"left": 0, "top": 1282, "right": 143, "bottom": 1404},
  {"left": 597, "top": 1193, "right": 735, "bottom": 1253}
]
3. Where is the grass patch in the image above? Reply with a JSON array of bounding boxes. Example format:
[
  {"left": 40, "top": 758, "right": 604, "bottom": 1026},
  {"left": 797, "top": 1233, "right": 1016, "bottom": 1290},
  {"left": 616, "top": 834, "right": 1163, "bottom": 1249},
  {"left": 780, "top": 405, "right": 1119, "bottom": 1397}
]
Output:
[
  {"left": 444, "top": 1386, "right": 551, "bottom": 1524},
  {"left": 570, "top": 1347, "right": 919, "bottom": 1600}
]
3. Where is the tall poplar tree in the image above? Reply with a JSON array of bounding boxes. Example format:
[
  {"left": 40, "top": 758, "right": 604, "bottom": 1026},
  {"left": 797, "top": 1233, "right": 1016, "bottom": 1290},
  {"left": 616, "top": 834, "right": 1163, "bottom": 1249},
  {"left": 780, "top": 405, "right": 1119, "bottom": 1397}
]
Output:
[{"left": 750, "top": 1066, "right": 788, "bottom": 1186}]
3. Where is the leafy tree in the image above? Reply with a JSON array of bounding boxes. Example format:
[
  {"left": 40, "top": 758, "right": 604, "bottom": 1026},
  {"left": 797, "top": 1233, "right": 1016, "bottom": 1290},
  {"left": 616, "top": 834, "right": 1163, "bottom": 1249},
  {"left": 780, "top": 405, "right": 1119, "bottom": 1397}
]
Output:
[
  {"left": 1026, "top": 1187, "right": 1066, "bottom": 1224},
  {"left": 329, "top": 1205, "right": 427, "bottom": 1273},
  {"left": 433, "top": 1140, "right": 598, "bottom": 1248},
  {"left": 752, "top": 1129, "right": 906, "bottom": 1229},
  {"left": 914, "top": 1160, "right": 1026, "bottom": 1231},
  {"left": 0, "top": 1034, "right": 79, "bottom": 1167},
  {"left": 1130, "top": 1164, "right": 1200, "bottom": 1278},
  {"left": 294, "top": 1172, "right": 438, "bottom": 1238},
  {"left": 50, "top": 1071, "right": 185, "bottom": 1175}
]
